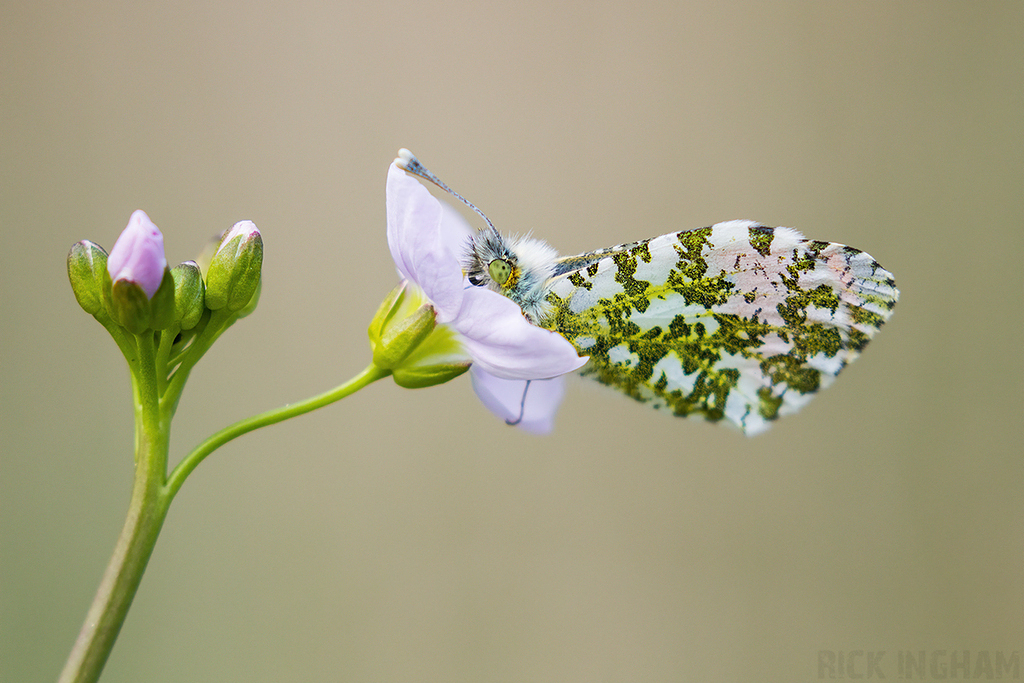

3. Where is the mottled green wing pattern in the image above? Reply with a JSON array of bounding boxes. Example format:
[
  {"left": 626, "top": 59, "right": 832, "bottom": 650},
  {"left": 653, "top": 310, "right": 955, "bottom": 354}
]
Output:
[{"left": 539, "top": 220, "right": 898, "bottom": 435}]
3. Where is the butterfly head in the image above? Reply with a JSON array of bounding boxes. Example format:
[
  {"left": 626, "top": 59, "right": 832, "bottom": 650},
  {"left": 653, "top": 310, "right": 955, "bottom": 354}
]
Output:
[
  {"left": 395, "top": 149, "right": 558, "bottom": 324},
  {"left": 464, "top": 227, "right": 558, "bottom": 323}
]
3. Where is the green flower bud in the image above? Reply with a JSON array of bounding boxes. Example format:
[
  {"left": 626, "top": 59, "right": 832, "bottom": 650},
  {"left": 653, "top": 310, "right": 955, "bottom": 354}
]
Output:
[
  {"left": 171, "top": 261, "right": 205, "bottom": 330},
  {"left": 67, "top": 240, "right": 108, "bottom": 315},
  {"left": 205, "top": 221, "right": 263, "bottom": 312}
]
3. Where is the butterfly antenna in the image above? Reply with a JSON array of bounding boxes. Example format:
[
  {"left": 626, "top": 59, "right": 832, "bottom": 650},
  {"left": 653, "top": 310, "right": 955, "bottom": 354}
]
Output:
[{"left": 395, "top": 149, "right": 500, "bottom": 234}]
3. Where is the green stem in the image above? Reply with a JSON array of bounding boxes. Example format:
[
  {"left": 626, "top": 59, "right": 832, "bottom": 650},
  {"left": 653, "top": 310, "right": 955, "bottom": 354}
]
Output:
[
  {"left": 59, "top": 345, "right": 389, "bottom": 682},
  {"left": 165, "top": 363, "right": 390, "bottom": 501},
  {"left": 162, "top": 309, "right": 233, "bottom": 409},
  {"left": 59, "top": 334, "right": 169, "bottom": 683}
]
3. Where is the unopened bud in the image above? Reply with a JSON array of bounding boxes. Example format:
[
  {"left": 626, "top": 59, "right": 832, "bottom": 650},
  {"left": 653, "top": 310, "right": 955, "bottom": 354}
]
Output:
[
  {"left": 101, "top": 210, "right": 174, "bottom": 333},
  {"left": 205, "top": 221, "right": 263, "bottom": 312},
  {"left": 107, "top": 210, "right": 168, "bottom": 299},
  {"left": 171, "top": 261, "right": 205, "bottom": 330},
  {"left": 67, "top": 240, "right": 108, "bottom": 315}
]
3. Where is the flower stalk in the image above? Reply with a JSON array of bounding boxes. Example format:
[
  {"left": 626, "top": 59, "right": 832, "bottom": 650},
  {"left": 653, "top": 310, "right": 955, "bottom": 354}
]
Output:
[
  {"left": 59, "top": 354, "right": 393, "bottom": 683},
  {"left": 59, "top": 334, "right": 171, "bottom": 683},
  {"left": 61, "top": 213, "right": 295, "bottom": 683},
  {"left": 61, "top": 208, "right": 438, "bottom": 682}
]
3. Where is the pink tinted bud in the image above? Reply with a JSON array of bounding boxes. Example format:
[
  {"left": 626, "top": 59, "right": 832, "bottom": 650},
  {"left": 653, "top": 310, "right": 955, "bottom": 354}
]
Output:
[
  {"left": 107, "top": 210, "right": 167, "bottom": 299},
  {"left": 205, "top": 220, "right": 263, "bottom": 312}
]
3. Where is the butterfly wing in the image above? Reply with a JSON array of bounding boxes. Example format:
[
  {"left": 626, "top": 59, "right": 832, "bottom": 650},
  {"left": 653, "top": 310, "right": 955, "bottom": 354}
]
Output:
[{"left": 540, "top": 220, "right": 898, "bottom": 435}]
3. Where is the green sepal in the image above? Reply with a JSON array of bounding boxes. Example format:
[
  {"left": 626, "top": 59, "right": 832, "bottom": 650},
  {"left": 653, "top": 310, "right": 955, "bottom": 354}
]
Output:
[
  {"left": 392, "top": 362, "right": 470, "bottom": 388},
  {"left": 171, "top": 261, "right": 205, "bottom": 330},
  {"left": 367, "top": 282, "right": 408, "bottom": 346},
  {"left": 102, "top": 267, "right": 173, "bottom": 334},
  {"left": 389, "top": 323, "right": 470, "bottom": 388},
  {"left": 109, "top": 279, "right": 153, "bottom": 334},
  {"left": 368, "top": 283, "right": 472, "bottom": 385},
  {"left": 149, "top": 269, "right": 177, "bottom": 330},
  {"left": 67, "top": 241, "right": 108, "bottom": 316},
  {"left": 371, "top": 304, "right": 437, "bottom": 370}
]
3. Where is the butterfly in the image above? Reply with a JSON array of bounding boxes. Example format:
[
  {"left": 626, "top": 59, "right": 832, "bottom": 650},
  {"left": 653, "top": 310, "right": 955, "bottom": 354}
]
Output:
[{"left": 397, "top": 150, "right": 898, "bottom": 435}]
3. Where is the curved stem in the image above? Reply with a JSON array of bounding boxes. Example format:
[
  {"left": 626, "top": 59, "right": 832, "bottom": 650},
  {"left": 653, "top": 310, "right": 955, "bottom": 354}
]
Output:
[
  {"left": 164, "top": 363, "right": 390, "bottom": 502},
  {"left": 59, "top": 351, "right": 389, "bottom": 683}
]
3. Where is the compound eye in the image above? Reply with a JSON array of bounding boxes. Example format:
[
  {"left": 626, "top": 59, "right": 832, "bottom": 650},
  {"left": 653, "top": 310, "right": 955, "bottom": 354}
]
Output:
[{"left": 488, "top": 259, "right": 513, "bottom": 286}]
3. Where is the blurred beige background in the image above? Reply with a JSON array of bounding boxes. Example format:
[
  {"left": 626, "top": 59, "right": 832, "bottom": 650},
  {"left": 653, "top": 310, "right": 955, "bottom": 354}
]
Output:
[{"left": 2, "top": 1, "right": 1022, "bottom": 681}]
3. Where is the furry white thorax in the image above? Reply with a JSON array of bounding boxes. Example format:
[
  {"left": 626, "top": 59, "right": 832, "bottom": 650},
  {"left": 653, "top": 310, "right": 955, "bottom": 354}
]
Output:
[{"left": 464, "top": 227, "right": 559, "bottom": 324}]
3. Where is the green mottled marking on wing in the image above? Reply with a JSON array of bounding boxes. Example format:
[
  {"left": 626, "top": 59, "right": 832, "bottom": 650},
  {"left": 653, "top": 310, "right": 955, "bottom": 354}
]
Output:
[
  {"left": 757, "top": 386, "right": 784, "bottom": 420},
  {"left": 748, "top": 226, "right": 774, "bottom": 257},
  {"left": 567, "top": 271, "right": 591, "bottom": 290},
  {"left": 542, "top": 221, "right": 898, "bottom": 435}
]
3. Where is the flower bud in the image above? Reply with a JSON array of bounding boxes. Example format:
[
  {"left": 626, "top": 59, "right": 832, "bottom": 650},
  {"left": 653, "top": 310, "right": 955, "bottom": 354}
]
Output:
[
  {"left": 171, "top": 261, "right": 205, "bottom": 330},
  {"left": 205, "top": 221, "right": 263, "bottom": 312},
  {"left": 103, "top": 211, "right": 175, "bottom": 333},
  {"left": 67, "top": 240, "right": 108, "bottom": 315},
  {"left": 107, "top": 210, "right": 168, "bottom": 299}
]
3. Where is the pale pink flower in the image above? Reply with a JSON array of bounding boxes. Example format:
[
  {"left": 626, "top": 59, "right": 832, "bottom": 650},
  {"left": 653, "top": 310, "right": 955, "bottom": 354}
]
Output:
[{"left": 386, "top": 162, "right": 586, "bottom": 432}]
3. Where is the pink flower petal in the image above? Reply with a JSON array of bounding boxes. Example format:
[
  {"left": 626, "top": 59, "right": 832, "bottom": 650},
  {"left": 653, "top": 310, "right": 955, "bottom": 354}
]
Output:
[
  {"left": 454, "top": 286, "right": 589, "bottom": 380},
  {"left": 470, "top": 367, "right": 567, "bottom": 434},
  {"left": 107, "top": 210, "right": 167, "bottom": 298},
  {"left": 386, "top": 164, "right": 464, "bottom": 323},
  {"left": 438, "top": 201, "right": 474, "bottom": 256}
]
